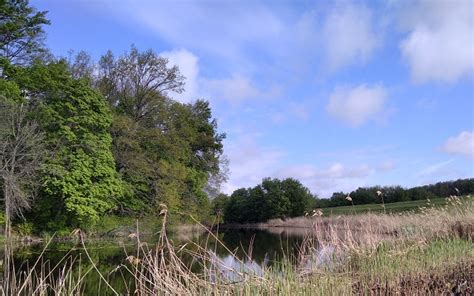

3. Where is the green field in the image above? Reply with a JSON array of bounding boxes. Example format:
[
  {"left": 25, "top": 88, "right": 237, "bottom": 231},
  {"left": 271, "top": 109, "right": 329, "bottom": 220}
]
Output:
[{"left": 321, "top": 195, "right": 472, "bottom": 216}]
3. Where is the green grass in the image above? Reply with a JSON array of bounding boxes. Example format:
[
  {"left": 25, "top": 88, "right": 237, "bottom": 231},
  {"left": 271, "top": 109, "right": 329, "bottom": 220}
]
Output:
[{"left": 321, "top": 195, "right": 472, "bottom": 216}]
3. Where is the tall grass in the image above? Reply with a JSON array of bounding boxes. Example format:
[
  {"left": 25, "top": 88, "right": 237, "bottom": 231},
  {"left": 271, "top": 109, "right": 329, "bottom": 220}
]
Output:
[
  {"left": 1, "top": 197, "right": 473, "bottom": 295},
  {"left": 121, "top": 199, "right": 473, "bottom": 295},
  {"left": 0, "top": 238, "right": 90, "bottom": 296}
]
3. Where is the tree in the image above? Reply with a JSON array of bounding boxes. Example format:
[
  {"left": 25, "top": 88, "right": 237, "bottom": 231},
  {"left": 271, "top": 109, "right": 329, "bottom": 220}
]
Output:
[
  {"left": 97, "top": 45, "right": 185, "bottom": 122},
  {"left": 224, "top": 178, "right": 313, "bottom": 223},
  {"left": 205, "top": 154, "right": 229, "bottom": 199},
  {"left": 210, "top": 193, "right": 229, "bottom": 223},
  {"left": 3, "top": 60, "right": 125, "bottom": 229},
  {"left": 0, "top": 95, "right": 44, "bottom": 237},
  {"left": 281, "top": 178, "right": 313, "bottom": 217},
  {"left": 0, "top": 0, "right": 50, "bottom": 65},
  {"left": 94, "top": 47, "right": 225, "bottom": 218},
  {"left": 68, "top": 50, "right": 94, "bottom": 80}
]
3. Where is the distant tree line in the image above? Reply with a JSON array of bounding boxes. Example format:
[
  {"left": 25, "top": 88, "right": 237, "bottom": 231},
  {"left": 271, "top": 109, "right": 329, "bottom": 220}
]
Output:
[
  {"left": 0, "top": 0, "right": 226, "bottom": 233},
  {"left": 314, "top": 178, "right": 474, "bottom": 208},
  {"left": 212, "top": 178, "right": 315, "bottom": 224},
  {"left": 213, "top": 178, "right": 474, "bottom": 224}
]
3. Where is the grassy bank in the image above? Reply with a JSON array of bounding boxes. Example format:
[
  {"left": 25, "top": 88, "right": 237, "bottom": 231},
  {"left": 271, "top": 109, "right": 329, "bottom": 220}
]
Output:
[
  {"left": 320, "top": 194, "right": 472, "bottom": 216},
  {"left": 1, "top": 199, "right": 473, "bottom": 295}
]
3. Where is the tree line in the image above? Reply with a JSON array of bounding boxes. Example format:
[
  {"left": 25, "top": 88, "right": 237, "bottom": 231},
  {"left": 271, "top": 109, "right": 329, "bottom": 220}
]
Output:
[
  {"left": 212, "top": 178, "right": 316, "bottom": 224},
  {"left": 0, "top": 0, "right": 226, "bottom": 234},
  {"left": 212, "top": 178, "right": 474, "bottom": 224},
  {"left": 316, "top": 178, "right": 474, "bottom": 208}
]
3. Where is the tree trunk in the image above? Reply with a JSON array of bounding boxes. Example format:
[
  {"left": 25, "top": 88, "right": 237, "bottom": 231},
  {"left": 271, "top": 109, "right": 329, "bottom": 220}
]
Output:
[{"left": 3, "top": 179, "right": 11, "bottom": 238}]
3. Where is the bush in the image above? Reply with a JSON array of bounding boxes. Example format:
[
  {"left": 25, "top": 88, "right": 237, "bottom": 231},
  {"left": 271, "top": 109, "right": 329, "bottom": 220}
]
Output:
[{"left": 15, "top": 222, "right": 34, "bottom": 236}]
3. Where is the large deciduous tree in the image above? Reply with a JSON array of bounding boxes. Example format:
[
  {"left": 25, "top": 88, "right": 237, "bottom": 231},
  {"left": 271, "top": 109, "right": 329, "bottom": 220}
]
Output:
[
  {"left": 0, "top": 0, "right": 50, "bottom": 65},
  {"left": 2, "top": 61, "right": 125, "bottom": 229},
  {"left": 0, "top": 84, "right": 44, "bottom": 237},
  {"left": 94, "top": 47, "right": 225, "bottom": 218},
  {"left": 224, "top": 178, "right": 314, "bottom": 223}
]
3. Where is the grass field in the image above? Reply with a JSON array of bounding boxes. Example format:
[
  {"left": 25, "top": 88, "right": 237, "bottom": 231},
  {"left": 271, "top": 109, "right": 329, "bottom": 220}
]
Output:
[{"left": 321, "top": 195, "right": 472, "bottom": 216}]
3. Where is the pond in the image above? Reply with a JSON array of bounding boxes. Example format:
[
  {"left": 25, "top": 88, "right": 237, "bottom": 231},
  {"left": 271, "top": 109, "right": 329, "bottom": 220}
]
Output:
[{"left": 1, "top": 227, "right": 332, "bottom": 295}]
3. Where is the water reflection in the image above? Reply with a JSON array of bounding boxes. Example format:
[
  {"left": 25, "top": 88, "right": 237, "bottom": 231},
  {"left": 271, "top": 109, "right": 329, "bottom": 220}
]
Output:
[
  {"left": 208, "top": 251, "right": 266, "bottom": 282},
  {"left": 1, "top": 227, "right": 334, "bottom": 294}
]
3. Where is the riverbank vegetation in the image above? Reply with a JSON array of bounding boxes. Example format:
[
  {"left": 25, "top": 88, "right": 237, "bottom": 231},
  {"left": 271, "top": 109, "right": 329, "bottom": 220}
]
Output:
[
  {"left": 1, "top": 198, "right": 473, "bottom": 295},
  {"left": 1, "top": 0, "right": 226, "bottom": 236}
]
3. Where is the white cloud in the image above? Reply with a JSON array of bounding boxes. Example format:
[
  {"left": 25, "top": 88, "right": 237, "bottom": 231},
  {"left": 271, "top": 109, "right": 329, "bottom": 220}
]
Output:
[
  {"left": 104, "top": 0, "right": 284, "bottom": 66},
  {"left": 323, "top": 4, "right": 379, "bottom": 71},
  {"left": 414, "top": 157, "right": 471, "bottom": 185},
  {"left": 399, "top": 0, "right": 474, "bottom": 83},
  {"left": 275, "top": 162, "right": 379, "bottom": 197},
  {"left": 160, "top": 48, "right": 277, "bottom": 104},
  {"left": 160, "top": 49, "right": 199, "bottom": 103},
  {"left": 417, "top": 159, "right": 454, "bottom": 178},
  {"left": 441, "top": 131, "right": 474, "bottom": 158},
  {"left": 203, "top": 74, "right": 280, "bottom": 104},
  {"left": 289, "top": 103, "right": 310, "bottom": 121},
  {"left": 326, "top": 84, "right": 388, "bottom": 127},
  {"left": 268, "top": 102, "right": 311, "bottom": 124},
  {"left": 222, "top": 134, "right": 283, "bottom": 194},
  {"left": 318, "top": 145, "right": 397, "bottom": 160},
  {"left": 99, "top": 0, "right": 385, "bottom": 76},
  {"left": 376, "top": 160, "right": 397, "bottom": 172}
]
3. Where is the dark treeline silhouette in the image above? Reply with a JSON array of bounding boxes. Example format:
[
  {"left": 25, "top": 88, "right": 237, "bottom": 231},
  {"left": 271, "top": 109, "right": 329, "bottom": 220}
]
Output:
[
  {"left": 314, "top": 178, "right": 474, "bottom": 208},
  {"left": 213, "top": 178, "right": 315, "bottom": 224},
  {"left": 213, "top": 178, "right": 474, "bottom": 224}
]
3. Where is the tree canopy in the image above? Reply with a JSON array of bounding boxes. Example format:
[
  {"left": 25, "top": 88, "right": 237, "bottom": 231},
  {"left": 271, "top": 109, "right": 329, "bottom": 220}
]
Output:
[
  {"left": 0, "top": 0, "right": 226, "bottom": 233},
  {"left": 0, "top": 0, "right": 50, "bottom": 65},
  {"left": 222, "top": 178, "right": 315, "bottom": 223}
]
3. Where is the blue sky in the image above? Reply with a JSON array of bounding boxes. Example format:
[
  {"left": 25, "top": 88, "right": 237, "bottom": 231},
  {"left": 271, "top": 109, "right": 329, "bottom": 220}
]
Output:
[{"left": 32, "top": 0, "right": 474, "bottom": 197}]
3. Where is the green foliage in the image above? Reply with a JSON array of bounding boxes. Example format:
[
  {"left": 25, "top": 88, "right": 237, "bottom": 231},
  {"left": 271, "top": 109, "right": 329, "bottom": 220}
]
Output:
[
  {"left": 3, "top": 61, "right": 125, "bottom": 229},
  {"left": 0, "top": 1, "right": 227, "bottom": 232},
  {"left": 14, "top": 221, "right": 34, "bottom": 235},
  {"left": 0, "top": 78, "right": 21, "bottom": 101},
  {"left": 211, "top": 193, "right": 229, "bottom": 222},
  {"left": 316, "top": 178, "right": 474, "bottom": 208},
  {"left": 0, "top": 0, "right": 50, "bottom": 65},
  {"left": 320, "top": 196, "right": 472, "bottom": 216},
  {"left": 224, "top": 178, "right": 314, "bottom": 223},
  {"left": 96, "top": 47, "right": 225, "bottom": 218}
]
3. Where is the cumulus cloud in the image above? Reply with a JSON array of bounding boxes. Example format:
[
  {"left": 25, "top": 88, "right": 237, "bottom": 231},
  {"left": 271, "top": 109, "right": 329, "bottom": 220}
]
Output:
[
  {"left": 275, "top": 162, "right": 384, "bottom": 198},
  {"left": 160, "top": 49, "right": 199, "bottom": 103},
  {"left": 416, "top": 159, "right": 454, "bottom": 178},
  {"left": 326, "top": 84, "right": 388, "bottom": 127},
  {"left": 104, "top": 0, "right": 284, "bottom": 65},
  {"left": 222, "top": 134, "right": 283, "bottom": 194},
  {"left": 323, "top": 4, "right": 379, "bottom": 71},
  {"left": 441, "top": 131, "right": 474, "bottom": 158},
  {"left": 99, "top": 0, "right": 385, "bottom": 76},
  {"left": 203, "top": 74, "right": 280, "bottom": 104},
  {"left": 269, "top": 103, "right": 311, "bottom": 124},
  {"left": 277, "top": 163, "right": 373, "bottom": 181},
  {"left": 376, "top": 160, "right": 397, "bottom": 172},
  {"left": 160, "top": 48, "right": 277, "bottom": 104},
  {"left": 399, "top": 0, "right": 474, "bottom": 83}
]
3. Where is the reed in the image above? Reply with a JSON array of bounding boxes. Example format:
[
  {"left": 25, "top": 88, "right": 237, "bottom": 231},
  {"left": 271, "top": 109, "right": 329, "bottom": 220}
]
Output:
[{"left": 1, "top": 197, "right": 472, "bottom": 295}]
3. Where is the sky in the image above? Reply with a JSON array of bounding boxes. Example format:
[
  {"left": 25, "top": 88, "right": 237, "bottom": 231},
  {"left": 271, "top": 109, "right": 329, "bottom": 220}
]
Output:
[{"left": 32, "top": 0, "right": 474, "bottom": 197}]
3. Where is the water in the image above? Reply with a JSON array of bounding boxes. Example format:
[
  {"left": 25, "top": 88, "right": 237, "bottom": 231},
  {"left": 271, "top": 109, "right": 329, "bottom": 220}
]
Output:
[{"left": 1, "top": 228, "right": 328, "bottom": 294}]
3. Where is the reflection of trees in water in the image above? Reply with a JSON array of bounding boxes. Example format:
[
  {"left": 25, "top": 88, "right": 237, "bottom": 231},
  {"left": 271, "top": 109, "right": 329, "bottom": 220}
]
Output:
[
  {"left": 1, "top": 241, "right": 134, "bottom": 295},
  {"left": 0, "top": 229, "right": 312, "bottom": 294},
  {"left": 212, "top": 229, "right": 305, "bottom": 266}
]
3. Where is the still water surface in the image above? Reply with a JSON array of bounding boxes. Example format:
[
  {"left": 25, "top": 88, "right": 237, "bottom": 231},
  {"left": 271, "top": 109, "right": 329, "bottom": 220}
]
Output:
[{"left": 6, "top": 228, "right": 327, "bottom": 294}]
